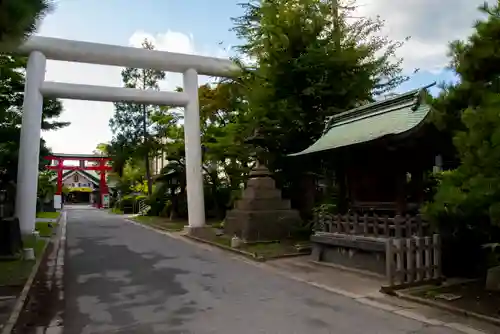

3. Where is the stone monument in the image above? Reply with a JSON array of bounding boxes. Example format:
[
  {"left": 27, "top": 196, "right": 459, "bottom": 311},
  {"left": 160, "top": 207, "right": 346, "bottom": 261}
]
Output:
[{"left": 224, "top": 128, "right": 302, "bottom": 242}]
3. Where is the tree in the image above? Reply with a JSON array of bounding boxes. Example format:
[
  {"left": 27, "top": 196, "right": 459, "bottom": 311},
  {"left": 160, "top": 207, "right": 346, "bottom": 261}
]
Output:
[
  {"left": 231, "top": 0, "right": 407, "bottom": 211},
  {"left": 37, "top": 170, "right": 55, "bottom": 209},
  {"left": 109, "top": 39, "right": 166, "bottom": 195},
  {"left": 147, "top": 81, "right": 252, "bottom": 218},
  {"left": 0, "top": 54, "right": 66, "bottom": 187},
  {"left": 0, "top": 0, "right": 53, "bottom": 50},
  {"left": 423, "top": 2, "right": 500, "bottom": 277}
]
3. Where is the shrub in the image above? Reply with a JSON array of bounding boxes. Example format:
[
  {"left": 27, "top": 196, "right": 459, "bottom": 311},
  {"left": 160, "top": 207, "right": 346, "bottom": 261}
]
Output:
[{"left": 423, "top": 169, "right": 500, "bottom": 277}]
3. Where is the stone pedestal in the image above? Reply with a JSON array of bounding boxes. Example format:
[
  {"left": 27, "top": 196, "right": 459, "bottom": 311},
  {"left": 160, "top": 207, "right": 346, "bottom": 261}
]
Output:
[
  {"left": 224, "top": 164, "right": 302, "bottom": 242},
  {"left": 486, "top": 266, "right": 500, "bottom": 291},
  {"left": 185, "top": 225, "right": 216, "bottom": 239},
  {"left": 0, "top": 217, "right": 22, "bottom": 256}
]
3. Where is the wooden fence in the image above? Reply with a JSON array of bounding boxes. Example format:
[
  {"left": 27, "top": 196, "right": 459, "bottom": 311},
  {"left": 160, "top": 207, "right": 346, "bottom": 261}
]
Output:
[
  {"left": 386, "top": 234, "right": 441, "bottom": 287},
  {"left": 313, "top": 212, "right": 430, "bottom": 238}
]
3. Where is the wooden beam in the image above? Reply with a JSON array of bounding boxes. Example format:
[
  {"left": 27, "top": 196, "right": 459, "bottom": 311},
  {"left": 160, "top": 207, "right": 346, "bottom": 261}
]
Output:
[
  {"left": 47, "top": 165, "right": 112, "bottom": 171},
  {"left": 44, "top": 155, "right": 111, "bottom": 161}
]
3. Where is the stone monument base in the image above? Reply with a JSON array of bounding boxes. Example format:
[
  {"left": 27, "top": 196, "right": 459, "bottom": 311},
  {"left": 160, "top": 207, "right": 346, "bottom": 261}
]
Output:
[
  {"left": 224, "top": 164, "right": 302, "bottom": 242},
  {"left": 185, "top": 225, "right": 216, "bottom": 239}
]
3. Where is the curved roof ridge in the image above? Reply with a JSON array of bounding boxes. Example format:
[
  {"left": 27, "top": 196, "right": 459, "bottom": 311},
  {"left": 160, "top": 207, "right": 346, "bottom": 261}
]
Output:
[{"left": 289, "top": 83, "right": 435, "bottom": 157}]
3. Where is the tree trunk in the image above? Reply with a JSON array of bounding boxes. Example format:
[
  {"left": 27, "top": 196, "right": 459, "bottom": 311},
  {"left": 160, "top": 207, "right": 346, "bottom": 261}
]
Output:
[
  {"left": 144, "top": 154, "right": 152, "bottom": 195},
  {"left": 142, "top": 104, "right": 153, "bottom": 195}
]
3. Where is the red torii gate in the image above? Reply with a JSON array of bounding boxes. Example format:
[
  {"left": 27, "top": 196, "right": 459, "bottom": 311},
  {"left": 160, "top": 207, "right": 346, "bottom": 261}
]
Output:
[{"left": 44, "top": 154, "right": 112, "bottom": 208}]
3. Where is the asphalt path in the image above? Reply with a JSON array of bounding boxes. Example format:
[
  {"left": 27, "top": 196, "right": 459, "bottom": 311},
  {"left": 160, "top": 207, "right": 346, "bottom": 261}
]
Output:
[{"left": 64, "top": 206, "right": 461, "bottom": 334}]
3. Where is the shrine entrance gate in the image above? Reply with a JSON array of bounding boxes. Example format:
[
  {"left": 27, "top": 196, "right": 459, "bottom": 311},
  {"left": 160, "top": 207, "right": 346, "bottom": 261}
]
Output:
[
  {"left": 45, "top": 153, "right": 112, "bottom": 209},
  {"left": 15, "top": 36, "right": 236, "bottom": 234}
]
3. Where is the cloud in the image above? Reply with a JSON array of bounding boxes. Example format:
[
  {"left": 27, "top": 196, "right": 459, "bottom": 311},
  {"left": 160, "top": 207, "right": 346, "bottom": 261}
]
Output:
[
  {"left": 41, "top": 30, "right": 228, "bottom": 154},
  {"left": 354, "top": 0, "right": 493, "bottom": 73},
  {"left": 41, "top": 1, "right": 492, "bottom": 154}
]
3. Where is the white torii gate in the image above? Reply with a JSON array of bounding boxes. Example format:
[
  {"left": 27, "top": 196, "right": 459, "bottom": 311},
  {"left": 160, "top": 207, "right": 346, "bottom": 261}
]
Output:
[{"left": 15, "top": 36, "right": 237, "bottom": 235}]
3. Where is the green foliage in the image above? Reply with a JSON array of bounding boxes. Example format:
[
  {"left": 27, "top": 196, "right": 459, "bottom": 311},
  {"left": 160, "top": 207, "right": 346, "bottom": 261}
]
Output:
[
  {"left": 0, "top": 55, "right": 67, "bottom": 187},
  {"left": 312, "top": 203, "right": 338, "bottom": 215},
  {"left": 37, "top": 170, "right": 55, "bottom": 200},
  {"left": 424, "top": 2, "right": 500, "bottom": 276},
  {"left": 425, "top": 96, "right": 500, "bottom": 228},
  {"left": 109, "top": 39, "right": 166, "bottom": 195},
  {"left": 232, "top": 0, "right": 407, "bottom": 208},
  {"left": 0, "top": 0, "right": 52, "bottom": 50},
  {"left": 115, "top": 194, "right": 147, "bottom": 214}
]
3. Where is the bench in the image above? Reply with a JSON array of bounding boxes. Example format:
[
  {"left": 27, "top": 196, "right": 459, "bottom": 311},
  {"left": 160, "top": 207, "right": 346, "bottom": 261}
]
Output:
[{"left": 311, "top": 232, "right": 388, "bottom": 277}]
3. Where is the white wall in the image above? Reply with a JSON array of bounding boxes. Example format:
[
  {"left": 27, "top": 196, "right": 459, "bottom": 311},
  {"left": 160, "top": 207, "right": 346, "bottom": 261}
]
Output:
[{"left": 62, "top": 171, "right": 96, "bottom": 189}]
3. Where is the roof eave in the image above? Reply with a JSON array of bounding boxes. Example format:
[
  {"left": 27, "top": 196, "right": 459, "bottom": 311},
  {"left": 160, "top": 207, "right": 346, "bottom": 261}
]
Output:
[{"left": 288, "top": 89, "right": 433, "bottom": 157}]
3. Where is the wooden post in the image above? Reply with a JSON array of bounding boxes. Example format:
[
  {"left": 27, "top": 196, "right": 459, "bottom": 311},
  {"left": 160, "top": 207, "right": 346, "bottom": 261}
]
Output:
[
  {"left": 324, "top": 213, "right": 330, "bottom": 233},
  {"left": 373, "top": 213, "right": 379, "bottom": 237},
  {"left": 416, "top": 214, "right": 423, "bottom": 237},
  {"left": 363, "top": 214, "right": 368, "bottom": 235},
  {"left": 394, "top": 238, "right": 403, "bottom": 285},
  {"left": 353, "top": 213, "right": 360, "bottom": 234},
  {"left": 344, "top": 214, "right": 351, "bottom": 234},
  {"left": 386, "top": 238, "right": 394, "bottom": 286},
  {"left": 405, "top": 214, "right": 412, "bottom": 237},
  {"left": 424, "top": 236, "right": 432, "bottom": 279},
  {"left": 395, "top": 215, "right": 402, "bottom": 238},
  {"left": 330, "top": 214, "right": 337, "bottom": 233},
  {"left": 415, "top": 237, "right": 423, "bottom": 282},
  {"left": 433, "top": 234, "right": 441, "bottom": 279},
  {"left": 56, "top": 158, "right": 63, "bottom": 195},
  {"left": 406, "top": 238, "right": 415, "bottom": 284}
]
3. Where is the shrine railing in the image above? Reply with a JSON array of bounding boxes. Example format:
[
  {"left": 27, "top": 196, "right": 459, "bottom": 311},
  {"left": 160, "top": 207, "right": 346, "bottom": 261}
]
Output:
[{"left": 313, "top": 212, "right": 431, "bottom": 238}]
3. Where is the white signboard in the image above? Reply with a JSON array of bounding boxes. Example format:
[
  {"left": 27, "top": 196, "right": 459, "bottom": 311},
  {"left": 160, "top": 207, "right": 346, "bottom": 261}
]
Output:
[
  {"left": 102, "top": 194, "right": 110, "bottom": 209},
  {"left": 54, "top": 194, "right": 62, "bottom": 210}
]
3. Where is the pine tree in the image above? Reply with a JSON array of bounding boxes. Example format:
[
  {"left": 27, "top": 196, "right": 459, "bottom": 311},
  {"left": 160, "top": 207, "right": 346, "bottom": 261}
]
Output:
[
  {"left": 231, "top": 0, "right": 407, "bottom": 200},
  {"left": 424, "top": 2, "right": 500, "bottom": 276},
  {"left": 0, "top": 0, "right": 52, "bottom": 50},
  {"left": 0, "top": 54, "right": 66, "bottom": 185},
  {"left": 109, "top": 39, "right": 166, "bottom": 195}
]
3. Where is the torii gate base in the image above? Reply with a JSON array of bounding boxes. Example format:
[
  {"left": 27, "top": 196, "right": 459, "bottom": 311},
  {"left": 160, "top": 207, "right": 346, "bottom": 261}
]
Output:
[
  {"left": 45, "top": 154, "right": 112, "bottom": 209},
  {"left": 15, "top": 36, "right": 236, "bottom": 235}
]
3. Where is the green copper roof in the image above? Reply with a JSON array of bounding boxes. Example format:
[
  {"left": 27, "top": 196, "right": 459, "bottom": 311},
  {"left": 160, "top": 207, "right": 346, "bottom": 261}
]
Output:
[{"left": 289, "top": 85, "right": 434, "bottom": 156}]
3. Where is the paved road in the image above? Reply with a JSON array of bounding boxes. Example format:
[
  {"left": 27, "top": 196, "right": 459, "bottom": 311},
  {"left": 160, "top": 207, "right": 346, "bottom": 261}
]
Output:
[{"left": 64, "top": 207, "right": 462, "bottom": 334}]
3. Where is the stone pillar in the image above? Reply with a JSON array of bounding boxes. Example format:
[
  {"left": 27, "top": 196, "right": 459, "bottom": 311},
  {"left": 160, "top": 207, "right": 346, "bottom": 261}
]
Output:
[
  {"left": 16, "top": 51, "right": 46, "bottom": 235},
  {"left": 183, "top": 68, "right": 205, "bottom": 229}
]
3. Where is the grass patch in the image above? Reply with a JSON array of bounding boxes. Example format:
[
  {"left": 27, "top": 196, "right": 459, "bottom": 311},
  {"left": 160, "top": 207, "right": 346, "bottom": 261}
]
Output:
[
  {"left": 35, "top": 221, "right": 58, "bottom": 237},
  {"left": 36, "top": 211, "right": 60, "bottom": 219},
  {"left": 0, "top": 237, "right": 47, "bottom": 287},
  {"left": 110, "top": 207, "right": 124, "bottom": 214},
  {"left": 410, "top": 280, "right": 500, "bottom": 320},
  {"left": 199, "top": 229, "right": 311, "bottom": 259},
  {"left": 132, "top": 216, "right": 187, "bottom": 232}
]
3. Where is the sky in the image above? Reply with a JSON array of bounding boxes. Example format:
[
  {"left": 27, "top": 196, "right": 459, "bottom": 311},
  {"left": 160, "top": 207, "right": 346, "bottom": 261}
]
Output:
[{"left": 36, "top": 0, "right": 490, "bottom": 154}]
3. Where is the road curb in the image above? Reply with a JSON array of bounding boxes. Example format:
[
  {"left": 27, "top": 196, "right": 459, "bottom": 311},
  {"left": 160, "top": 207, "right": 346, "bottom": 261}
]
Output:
[
  {"left": 45, "top": 210, "right": 67, "bottom": 332},
  {"left": 183, "top": 235, "right": 266, "bottom": 261},
  {"left": 122, "top": 217, "right": 492, "bottom": 334},
  {"left": 1, "top": 236, "right": 50, "bottom": 334},
  {"left": 395, "top": 290, "right": 500, "bottom": 327}
]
